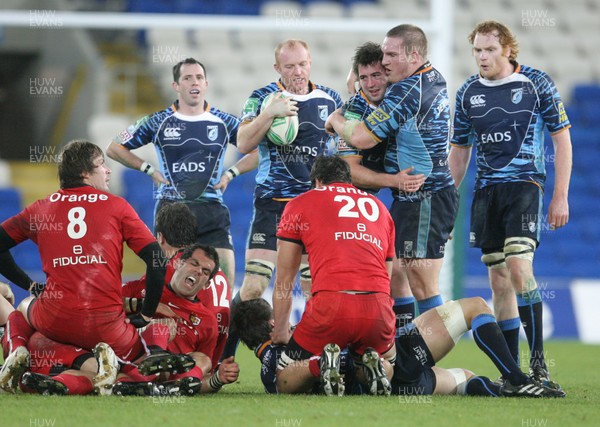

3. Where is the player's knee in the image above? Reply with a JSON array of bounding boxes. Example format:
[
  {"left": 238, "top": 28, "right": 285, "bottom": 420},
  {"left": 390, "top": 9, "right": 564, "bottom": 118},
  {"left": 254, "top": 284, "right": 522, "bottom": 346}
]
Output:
[
  {"left": 481, "top": 251, "right": 506, "bottom": 270},
  {"left": 435, "top": 300, "right": 468, "bottom": 343},
  {"left": 299, "top": 263, "right": 311, "bottom": 282},
  {"left": 504, "top": 237, "right": 535, "bottom": 262},
  {"left": 241, "top": 259, "right": 275, "bottom": 300},
  {"left": 469, "top": 296, "right": 492, "bottom": 316}
]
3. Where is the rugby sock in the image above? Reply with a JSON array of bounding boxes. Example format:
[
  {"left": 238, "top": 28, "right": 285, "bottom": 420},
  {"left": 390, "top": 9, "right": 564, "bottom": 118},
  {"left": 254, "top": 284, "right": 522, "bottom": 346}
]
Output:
[
  {"left": 417, "top": 294, "right": 443, "bottom": 314},
  {"left": 220, "top": 292, "right": 242, "bottom": 360},
  {"left": 465, "top": 376, "right": 501, "bottom": 397},
  {"left": 393, "top": 297, "right": 416, "bottom": 334},
  {"left": 517, "top": 289, "right": 546, "bottom": 371},
  {"left": 308, "top": 355, "right": 320, "bottom": 378},
  {"left": 53, "top": 373, "right": 94, "bottom": 395},
  {"left": 141, "top": 322, "right": 170, "bottom": 350},
  {"left": 471, "top": 313, "right": 528, "bottom": 385},
  {"left": 6, "top": 310, "right": 34, "bottom": 351},
  {"left": 497, "top": 317, "right": 521, "bottom": 365},
  {"left": 169, "top": 365, "right": 203, "bottom": 381}
]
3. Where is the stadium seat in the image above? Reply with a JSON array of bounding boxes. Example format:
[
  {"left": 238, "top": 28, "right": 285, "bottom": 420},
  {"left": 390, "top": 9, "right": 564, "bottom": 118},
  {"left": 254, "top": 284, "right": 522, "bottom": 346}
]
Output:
[
  {"left": 260, "top": 1, "right": 302, "bottom": 17},
  {"left": 127, "top": 0, "right": 175, "bottom": 13},
  {"left": 0, "top": 188, "right": 22, "bottom": 221},
  {"left": 304, "top": 1, "right": 346, "bottom": 17}
]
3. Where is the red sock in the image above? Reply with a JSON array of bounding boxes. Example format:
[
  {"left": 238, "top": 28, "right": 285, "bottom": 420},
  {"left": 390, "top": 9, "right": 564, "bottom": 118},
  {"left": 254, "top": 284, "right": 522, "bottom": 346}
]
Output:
[
  {"left": 53, "top": 373, "right": 94, "bottom": 395},
  {"left": 169, "top": 366, "right": 203, "bottom": 381},
  {"left": 141, "top": 322, "right": 170, "bottom": 350},
  {"left": 119, "top": 364, "right": 158, "bottom": 382},
  {"left": 308, "top": 355, "right": 321, "bottom": 378},
  {"left": 7, "top": 311, "right": 34, "bottom": 351}
]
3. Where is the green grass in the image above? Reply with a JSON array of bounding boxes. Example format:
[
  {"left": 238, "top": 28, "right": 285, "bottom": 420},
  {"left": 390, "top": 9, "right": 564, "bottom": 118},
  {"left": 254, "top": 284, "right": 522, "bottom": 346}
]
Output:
[{"left": 2, "top": 341, "right": 599, "bottom": 427}]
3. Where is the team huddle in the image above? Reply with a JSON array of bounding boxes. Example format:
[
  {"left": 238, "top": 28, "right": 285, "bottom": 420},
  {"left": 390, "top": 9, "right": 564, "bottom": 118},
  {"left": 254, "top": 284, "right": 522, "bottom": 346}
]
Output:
[{"left": 0, "top": 20, "right": 571, "bottom": 398}]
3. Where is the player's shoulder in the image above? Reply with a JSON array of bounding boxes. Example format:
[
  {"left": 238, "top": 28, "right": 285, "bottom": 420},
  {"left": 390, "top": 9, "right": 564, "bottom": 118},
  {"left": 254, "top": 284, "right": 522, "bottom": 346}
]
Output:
[
  {"left": 147, "top": 103, "right": 177, "bottom": 121},
  {"left": 518, "top": 64, "right": 556, "bottom": 87},
  {"left": 207, "top": 105, "right": 241, "bottom": 124},
  {"left": 251, "top": 82, "right": 280, "bottom": 100},
  {"left": 457, "top": 73, "right": 481, "bottom": 93},
  {"left": 312, "top": 83, "right": 342, "bottom": 103}
]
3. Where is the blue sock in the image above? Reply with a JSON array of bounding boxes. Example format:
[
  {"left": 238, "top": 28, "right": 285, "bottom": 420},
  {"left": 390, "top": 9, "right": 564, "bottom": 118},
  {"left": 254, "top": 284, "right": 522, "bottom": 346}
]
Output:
[
  {"left": 498, "top": 317, "right": 521, "bottom": 366},
  {"left": 417, "top": 294, "right": 443, "bottom": 314},
  {"left": 393, "top": 297, "right": 415, "bottom": 335},
  {"left": 517, "top": 289, "right": 546, "bottom": 371},
  {"left": 465, "top": 376, "right": 501, "bottom": 397},
  {"left": 472, "top": 313, "right": 528, "bottom": 385}
]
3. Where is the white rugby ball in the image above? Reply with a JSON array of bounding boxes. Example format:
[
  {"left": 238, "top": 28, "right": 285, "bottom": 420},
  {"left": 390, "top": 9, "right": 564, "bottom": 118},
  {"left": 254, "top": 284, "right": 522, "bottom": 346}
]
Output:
[{"left": 261, "top": 92, "right": 299, "bottom": 146}]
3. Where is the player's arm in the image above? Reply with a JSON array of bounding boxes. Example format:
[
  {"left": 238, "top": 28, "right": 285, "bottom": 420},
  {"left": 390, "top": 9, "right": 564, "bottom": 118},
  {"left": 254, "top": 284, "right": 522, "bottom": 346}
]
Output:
[
  {"left": 135, "top": 242, "right": 167, "bottom": 323},
  {"left": 214, "top": 150, "right": 259, "bottom": 192},
  {"left": 547, "top": 129, "right": 572, "bottom": 229},
  {"left": 325, "top": 111, "right": 377, "bottom": 150},
  {"left": 237, "top": 95, "right": 298, "bottom": 153},
  {"left": 344, "top": 157, "right": 425, "bottom": 193},
  {"left": 106, "top": 141, "right": 168, "bottom": 186},
  {"left": 272, "top": 239, "right": 302, "bottom": 345},
  {"left": 0, "top": 227, "right": 37, "bottom": 292},
  {"left": 448, "top": 145, "right": 472, "bottom": 188}
]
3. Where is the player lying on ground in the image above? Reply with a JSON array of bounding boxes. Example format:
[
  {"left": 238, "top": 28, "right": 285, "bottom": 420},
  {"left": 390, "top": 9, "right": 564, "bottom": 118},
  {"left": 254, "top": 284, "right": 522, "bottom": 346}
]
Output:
[
  {"left": 115, "top": 243, "right": 239, "bottom": 396},
  {"left": 233, "top": 298, "right": 565, "bottom": 398}
]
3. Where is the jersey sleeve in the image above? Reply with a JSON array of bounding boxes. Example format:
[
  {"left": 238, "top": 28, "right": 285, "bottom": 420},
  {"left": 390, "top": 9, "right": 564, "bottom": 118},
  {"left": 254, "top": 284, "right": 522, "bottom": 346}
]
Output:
[
  {"left": 114, "top": 110, "right": 165, "bottom": 150},
  {"left": 224, "top": 112, "right": 241, "bottom": 146},
  {"left": 362, "top": 81, "right": 416, "bottom": 143},
  {"left": 276, "top": 199, "right": 303, "bottom": 244},
  {"left": 451, "top": 82, "right": 477, "bottom": 147},
  {"left": 117, "top": 198, "right": 157, "bottom": 254},
  {"left": 121, "top": 279, "right": 146, "bottom": 298},
  {"left": 1, "top": 205, "right": 35, "bottom": 244},
  {"left": 533, "top": 71, "right": 571, "bottom": 134}
]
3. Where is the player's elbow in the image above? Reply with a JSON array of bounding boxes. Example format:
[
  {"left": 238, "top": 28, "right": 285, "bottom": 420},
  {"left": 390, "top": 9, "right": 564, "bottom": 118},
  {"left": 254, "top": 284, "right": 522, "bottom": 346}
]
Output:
[{"left": 106, "top": 141, "right": 122, "bottom": 160}]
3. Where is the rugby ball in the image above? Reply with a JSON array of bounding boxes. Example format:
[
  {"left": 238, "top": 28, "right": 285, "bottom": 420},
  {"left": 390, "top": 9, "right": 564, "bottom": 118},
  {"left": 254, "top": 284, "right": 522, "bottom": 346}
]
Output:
[{"left": 261, "top": 92, "right": 299, "bottom": 146}]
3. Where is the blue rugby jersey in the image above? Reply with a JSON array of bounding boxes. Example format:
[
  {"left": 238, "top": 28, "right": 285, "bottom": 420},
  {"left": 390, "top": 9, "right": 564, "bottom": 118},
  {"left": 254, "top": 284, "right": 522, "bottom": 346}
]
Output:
[
  {"left": 451, "top": 63, "right": 570, "bottom": 190},
  {"left": 335, "top": 90, "right": 387, "bottom": 192},
  {"left": 240, "top": 81, "right": 342, "bottom": 200},
  {"left": 115, "top": 100, "right": 240, "bottom": 203},
  {"left": 362, "top": 62, "right": 454, "bottom": 202}
]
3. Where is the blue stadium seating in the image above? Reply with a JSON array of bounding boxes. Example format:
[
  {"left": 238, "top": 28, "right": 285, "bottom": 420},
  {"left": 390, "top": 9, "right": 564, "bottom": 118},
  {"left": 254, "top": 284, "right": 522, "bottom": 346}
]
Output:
[
  {"left": 0, "top": 188, "right": 22, "bottom": 222},
  {"left": 121, "top": 169, "right": 156, "bottom": 230}
]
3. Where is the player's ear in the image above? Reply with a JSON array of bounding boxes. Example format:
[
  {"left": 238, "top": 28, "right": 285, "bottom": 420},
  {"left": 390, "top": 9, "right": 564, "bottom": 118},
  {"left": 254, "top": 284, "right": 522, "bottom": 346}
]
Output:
[{"left": 172, "top": 80, "right": 179, "bottom": 92}]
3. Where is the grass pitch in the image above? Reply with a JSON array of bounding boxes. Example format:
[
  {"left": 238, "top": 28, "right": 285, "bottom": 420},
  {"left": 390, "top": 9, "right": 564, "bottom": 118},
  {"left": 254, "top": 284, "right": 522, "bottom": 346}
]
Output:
[{"left": 2, "top": 340, "right": 598, "bottom": 427}]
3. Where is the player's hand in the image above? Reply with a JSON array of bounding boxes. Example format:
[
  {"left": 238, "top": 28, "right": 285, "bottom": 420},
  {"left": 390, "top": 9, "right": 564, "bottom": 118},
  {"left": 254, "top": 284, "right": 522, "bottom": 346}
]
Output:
[
  {"left": 0, "top": 281, "right": 15, "bottom": 306},
  {"left": 155, "top": 302, "right": 179, "bottom": 319},
  {"left": 150, "top": 170, "right": 170, "bottom": 187},
  {"left": 217, "top": 356, "right": 240, "bottom": 385},
  {"left": 127, "top": 312, "right": 151, "bottom": 328},
  {"left": 214, "top": 173, "right": 232, "bottom": 193},
  {"left": 547, "top": 195, "right": 569, "bottom": 229},
  {"left": 267, "top": 94, "right": 298, "bottom": 118},
  {"left": 270, "top": 322, "right": 292, "bottom": 345},
  {"left": 324, "top": 109, "right": 343, "bottom": 135},
  {"left": 396, "top": 167, "right": 426, "bottom": 192}
]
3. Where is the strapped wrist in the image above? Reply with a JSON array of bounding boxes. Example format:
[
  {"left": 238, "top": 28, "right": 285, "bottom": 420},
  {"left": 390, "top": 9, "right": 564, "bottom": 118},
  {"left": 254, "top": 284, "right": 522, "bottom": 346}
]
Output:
[
  {"left": 225, "top": 166, "right": 240, "bottom": 181},
  {"left": 140, "top": 161, "right": 155, "bottom": 176}
]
